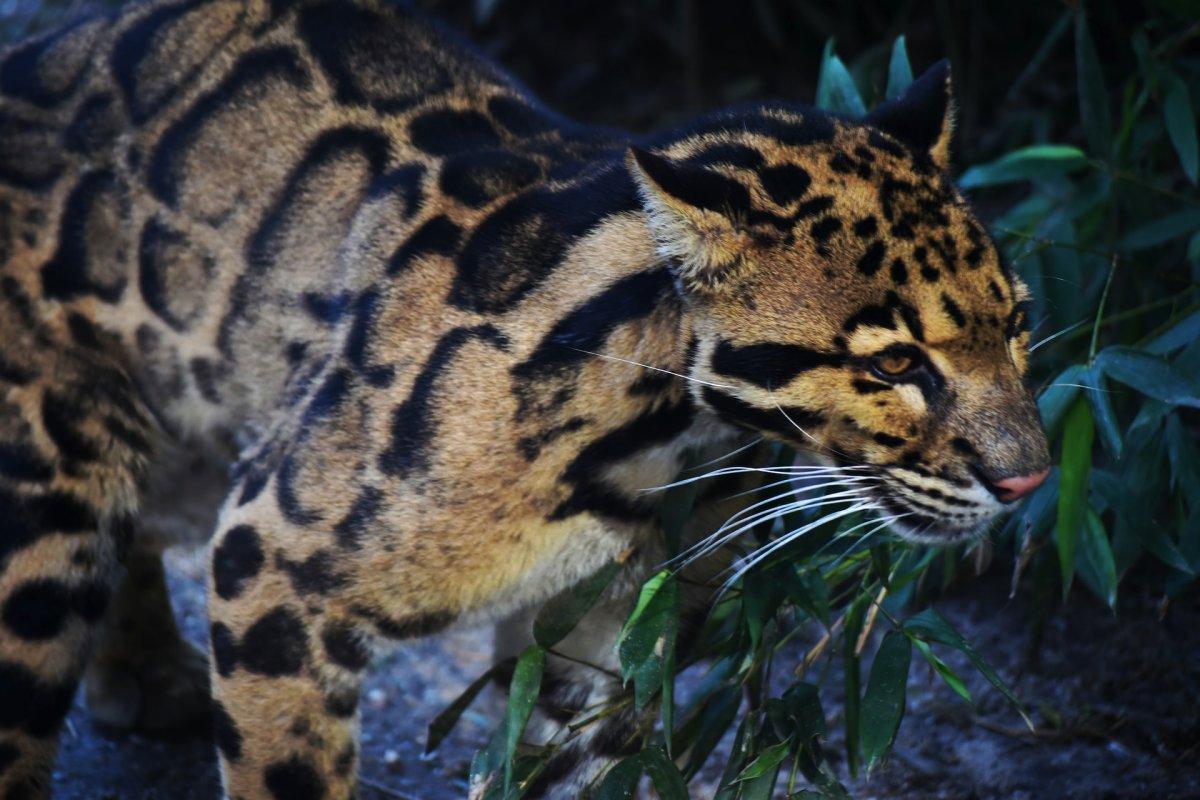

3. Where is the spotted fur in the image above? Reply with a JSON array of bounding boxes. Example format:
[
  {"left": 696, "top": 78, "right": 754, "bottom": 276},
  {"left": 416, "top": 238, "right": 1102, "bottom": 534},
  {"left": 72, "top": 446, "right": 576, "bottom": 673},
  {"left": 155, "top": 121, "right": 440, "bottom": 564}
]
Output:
[{"left": 0, "top": 1, "right": 1047, "bottom": 797}]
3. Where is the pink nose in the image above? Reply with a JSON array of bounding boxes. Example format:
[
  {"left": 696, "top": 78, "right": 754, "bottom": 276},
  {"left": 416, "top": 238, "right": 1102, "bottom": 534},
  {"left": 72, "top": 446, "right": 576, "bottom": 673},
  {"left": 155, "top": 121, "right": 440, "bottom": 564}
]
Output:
[{"left": 992, "top": 467, "right": 1050, "bottom": 502}]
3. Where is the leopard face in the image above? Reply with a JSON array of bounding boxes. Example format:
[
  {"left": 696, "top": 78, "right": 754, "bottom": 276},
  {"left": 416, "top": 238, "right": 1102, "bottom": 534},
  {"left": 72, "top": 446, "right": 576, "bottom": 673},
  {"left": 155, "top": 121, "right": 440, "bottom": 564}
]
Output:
[{"left": 631, "top": 63, "right": 1050, "bottom": 543}]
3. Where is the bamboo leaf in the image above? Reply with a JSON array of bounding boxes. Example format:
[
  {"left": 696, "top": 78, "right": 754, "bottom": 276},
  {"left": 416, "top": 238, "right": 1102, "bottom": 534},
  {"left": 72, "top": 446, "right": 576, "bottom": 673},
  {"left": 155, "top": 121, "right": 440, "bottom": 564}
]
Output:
[
  {"left": 1097, "top": 346, "right": 1200, "bottom": 407},
  {"left": 959, "top": 145, "right": 1087, "bottom": 188},
  {"left": 1163, "top": 71, "right": 1199, "bottom": 184},
  {"left": 641, "top": 745, "right": 688, "bottom": 800},
  {"left": 860, "top": 631, "right": 912, "bottom": 769},
  {"left": 426, "top": 658, "right": 514, "bottom": 755},
  {"left": 816, "top": 40, "right": 867, "bottom": 117},
  {"left": 533, "top": 560, "right": 620, "bottom": 648},
  {"left": 885, "top": 36, "right": 913, "bottom": 101},
  {"left": 1074, "top": 5, "right": 1112, "bottom": 156},
  {"left": 595, "top": 754, "right": 643, "bottom": 800},
  {"left": 1056, "top": 397, "right": 1094, "bottom": 598},
  {"left": 503, "top": 645, "right": 545, "bottom": 792}
]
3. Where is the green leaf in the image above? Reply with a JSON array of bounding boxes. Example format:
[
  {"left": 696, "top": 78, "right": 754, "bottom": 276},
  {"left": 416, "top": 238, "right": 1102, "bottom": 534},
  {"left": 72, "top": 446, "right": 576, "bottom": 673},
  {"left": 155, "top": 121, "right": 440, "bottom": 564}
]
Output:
[
  {"left": 1074, "top": 5, "right": 1111, "bottom": 156},
  {"left": 842, "top": 596, "right": 868, "bottom": 777},
  {"left": 641, "top": 745, "right": 688, "bottom": 800},
  {"left": 1147, "top": 311, "right": 1200, "bottom": 355},
  {"left": 618, "top": 571, "right": 678, "bottom": 710},
  {"left": 959, "top": 145, "right": 1087, "bottom": 188},
  {"left": 783, "top": 682, "right": 827, "bottom": 741},
  {"left": 816, "top": 41, "right": 867, "bottom": 117},
  {"left": 1038, "top": 364, "right": 1086, "bottom": 433},
  {"left": 1056, "top": 397, "right": 1094, "bottom": 598},
  {"left": 885, "top": 36, "right": 913, "bottom": 101},
  {"left": 504, "top": 645, "right": 546, "bottom": 792},
  {"left": 1119, "top": 208, "right": 1200, "bottom": 251},
  {"left": 860, "top": 632, "right": 912, "bottom": 769},
  {"left": 595, "top": 754, "right": 643, "bottom": 800},
  {"left": 715, "top": 714, "right": 758, "bottom": 800},
  {"left": 1078, "top": 508, "right": 1118, "bottom": 608},
  {"left": 735, "top": 739, "right": 793, "bottom": 782},
  {"left": 903, "top": 608, "right": 1031, "bottom": 727},
  {"left": 1082, "top": 366, "right": 1122, "bottom": 458},
  {"left": 533, "top": 560, "right": 620, "bottom": 648},
  {"left": 682, "top": 686, "right": 741, "bottom": 778},
  {"left": 782, "top": 569, "right": 831, "bottom": 626},
  {"left": 1163, "top": 71, "right": 1199, "bottom": 184},
  {"left": 426, "top": 658, "right": 514, "bottom": 755},
  {"left": 912, "top": 638, "right": 972, "bottom": 704},
  {"left": 1097, "top": 346, "right": 1200, "bottom": 407}
]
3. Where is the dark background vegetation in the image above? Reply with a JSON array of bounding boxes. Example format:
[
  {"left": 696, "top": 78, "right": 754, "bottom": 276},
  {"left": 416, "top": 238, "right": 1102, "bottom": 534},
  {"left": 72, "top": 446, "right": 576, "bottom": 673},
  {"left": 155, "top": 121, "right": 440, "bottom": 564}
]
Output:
[{"left": 1, "top": 0, "right": 1198, "bottom": 797}]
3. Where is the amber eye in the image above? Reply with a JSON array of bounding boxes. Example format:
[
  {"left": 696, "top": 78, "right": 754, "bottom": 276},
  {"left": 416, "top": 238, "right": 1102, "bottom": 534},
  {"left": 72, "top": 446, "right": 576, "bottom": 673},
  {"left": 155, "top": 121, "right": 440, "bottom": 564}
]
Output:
[{"left": 869, "top": 349, "right": 922, "bottom": 380}]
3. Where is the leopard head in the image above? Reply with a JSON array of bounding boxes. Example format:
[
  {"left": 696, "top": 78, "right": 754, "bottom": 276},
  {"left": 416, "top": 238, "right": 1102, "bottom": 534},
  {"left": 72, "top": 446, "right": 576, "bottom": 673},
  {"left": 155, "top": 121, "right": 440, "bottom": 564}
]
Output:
[{"left": 629, "top": 62, "right": 1049, "bottom": 544}]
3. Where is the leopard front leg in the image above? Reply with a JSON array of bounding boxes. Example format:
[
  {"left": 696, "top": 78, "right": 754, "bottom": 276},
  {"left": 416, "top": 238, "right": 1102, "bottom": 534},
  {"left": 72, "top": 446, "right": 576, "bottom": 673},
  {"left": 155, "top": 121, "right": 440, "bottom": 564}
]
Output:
[{"left": 207, "top": 515, "right": 370, "bottom": 800}]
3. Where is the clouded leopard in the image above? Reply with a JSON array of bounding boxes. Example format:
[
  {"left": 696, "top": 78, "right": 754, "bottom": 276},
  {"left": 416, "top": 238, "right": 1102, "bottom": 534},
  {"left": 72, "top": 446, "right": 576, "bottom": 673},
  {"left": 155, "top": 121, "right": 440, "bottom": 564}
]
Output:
[{"left": 0, "top": 0, "right": 1050, "bottom": 797}]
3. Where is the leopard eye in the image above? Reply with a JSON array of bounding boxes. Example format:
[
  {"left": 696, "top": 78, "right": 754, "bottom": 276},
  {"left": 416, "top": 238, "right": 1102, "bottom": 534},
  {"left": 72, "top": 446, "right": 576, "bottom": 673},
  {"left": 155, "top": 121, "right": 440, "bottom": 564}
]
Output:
[{"left": 869, "top": 349, "right": 923, "bottom": 380}]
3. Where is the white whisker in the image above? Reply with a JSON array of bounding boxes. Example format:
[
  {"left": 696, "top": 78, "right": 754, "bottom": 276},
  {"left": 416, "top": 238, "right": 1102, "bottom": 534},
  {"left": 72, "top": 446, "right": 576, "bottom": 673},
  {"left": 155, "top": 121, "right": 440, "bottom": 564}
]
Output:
[
  {"left": 1029, "top": 318, "right": 1088, "bottom": 352},
  {"left": 565, "top": 347, "right": 737, "bottom": 390}
]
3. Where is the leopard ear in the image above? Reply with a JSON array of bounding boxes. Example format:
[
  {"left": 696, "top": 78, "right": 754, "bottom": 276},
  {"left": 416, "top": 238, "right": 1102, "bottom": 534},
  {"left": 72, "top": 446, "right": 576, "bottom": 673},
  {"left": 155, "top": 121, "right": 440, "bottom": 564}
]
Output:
[
  {"left": 626, "top": 145, "right": 754, "bottom": 292},
  {"left": 866, "top": 59, "right": 954, "bottom": 170}
]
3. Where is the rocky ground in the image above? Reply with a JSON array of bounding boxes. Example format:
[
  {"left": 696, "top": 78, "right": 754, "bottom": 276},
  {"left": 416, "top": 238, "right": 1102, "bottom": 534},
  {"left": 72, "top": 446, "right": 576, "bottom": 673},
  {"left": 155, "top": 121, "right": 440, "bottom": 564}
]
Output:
[{"left": 49, "top": 546, "right": 1200, "bottom": 800}]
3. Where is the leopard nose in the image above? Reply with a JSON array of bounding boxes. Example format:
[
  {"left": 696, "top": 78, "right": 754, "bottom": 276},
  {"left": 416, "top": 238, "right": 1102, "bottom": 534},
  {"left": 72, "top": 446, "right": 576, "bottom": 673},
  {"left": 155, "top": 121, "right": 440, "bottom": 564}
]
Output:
[{"left": 991, "top": 467, "right": 1050, "bottom": 502}]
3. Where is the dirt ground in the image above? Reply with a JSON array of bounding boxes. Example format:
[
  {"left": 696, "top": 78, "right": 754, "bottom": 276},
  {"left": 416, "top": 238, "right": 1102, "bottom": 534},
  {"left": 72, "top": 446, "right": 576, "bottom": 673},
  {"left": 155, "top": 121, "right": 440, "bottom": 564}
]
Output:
[{"left": 48, "top": 546, "right": 1200, "bottom": 800}]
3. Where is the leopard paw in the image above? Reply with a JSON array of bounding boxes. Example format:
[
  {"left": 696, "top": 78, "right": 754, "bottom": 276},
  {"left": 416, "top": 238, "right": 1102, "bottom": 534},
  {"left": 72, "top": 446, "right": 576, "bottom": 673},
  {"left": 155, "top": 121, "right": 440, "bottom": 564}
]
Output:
[{"left": 84, "top": 638, "right": 211, "bottom": 736}]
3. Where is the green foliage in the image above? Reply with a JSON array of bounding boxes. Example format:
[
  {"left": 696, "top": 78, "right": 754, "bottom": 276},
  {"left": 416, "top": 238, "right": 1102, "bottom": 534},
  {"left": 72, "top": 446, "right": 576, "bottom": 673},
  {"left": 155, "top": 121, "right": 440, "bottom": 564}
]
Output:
[{"left": 437, "top": 7, "right": 1199, "bottom": 797}]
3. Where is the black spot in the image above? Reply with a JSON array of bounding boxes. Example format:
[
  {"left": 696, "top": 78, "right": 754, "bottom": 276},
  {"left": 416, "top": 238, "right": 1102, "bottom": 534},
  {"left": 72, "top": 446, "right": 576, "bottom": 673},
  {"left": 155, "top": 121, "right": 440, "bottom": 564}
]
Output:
[
  {"left": 0, "top": 660, "right": 75, "bottom": 737},
  {"left": 212, "top": 701, "right": 243, "bottom": 762},
  {"left": 810, "top": 216, "right": 841, "bottom": 244},
  {"left": 856, "top": 240, "right": 886, "bottom": 276},
  {"left": 322, "top": 622, "right": 370, "bottom": 671},
  {"left": 212, "top": 525, "right": 265, "bottom": 601},
  {"left": 379, "top": 324, "right": 509, "bottom": 477},
  {"left": 511, "top": 268, "right": 673, "bottom": 385},
  {"left": 210, "top": 622, "right": 238, "bottom": 678},
  {"left": 517, "top": 417, "right": 587, "bottom": 461},
  {"left": 334, "top": 742, "right": 356, "bottom": 776},
  {"left": 0, "top": 442, "right": 52, "bottom": 482},
  {"left": 409, "top": 108, "right": 501, "bottom": 156},
  {"left": 830, "top": 152, "right": 856, "bottom": 173},
  {"left": 711, "top": 340, "right": 844, "bottom": 390},
  {"left": 302, "top": 291, "right": 352, "bottom": 325},
  {"left": 550, "top": 398, "right": 695, "bottom": 521},
  {"left": 790, "top": 195, "right": 833, "bottom": 221},
  {"left": 148, "top": 46, "right": 311, "bottom": 206},
  {"left": 239, "top": 607, "right": 309, "bottom": 677},
  {"left": 2, "top": 580, "right": 72, "bottom": 640},
  {"left": 872, "top": 432, "right": 906, "bottom": 448},
  {"left": 352, "top": 606, "right": 455, "bottom": 640},
  {"left": 275, "top": 453, "right": 323, "bottom": 527},
  {"left": 387, "top": 215, "right": 461, "bottom": 275},
  {"left": 487, "top": 95, "right": 556, "bottom": 137},
  {"left": 758, "top": 163, "right": 810, "bottom": 207},
  {"left": 687, "top": 143, "right": 764, "bottom": 170},
  {"left": 988, "top": 280, "right": 1005, "bottom": 303},
  {"left": 41, "top": 169, "right": 127, "bottom": 303},
  {"left": 700, "top": 387, "right": 822, "bottom": 443},
  {"left": 941, "top": 292, "right": 967, "bottom": 327},
  {"left": 448, "top": 166, "right": 639, "bottom": 314},
  {"left": 41, "top": 391, "right": 99, "bottom": 463},
  {"left": 343, "top": 289, "right": 395, "bottom": 387},
  {"left": 889, "top": 257, "right": 908, "bottom": 285},
  {"left": 440, "top": 150, "right": 540, "bottom": 208},
  {"left": 64, "top": 92, "right": 123, "bottom": 154},
  {"left": 367, "top": 163, "right": 425, "bottom": 218},
  {"left": 264, "top": 755, "right": 326, "bottom": 800},
  {"left": 324, "top": 686, "right": 359, "bottom": 718},
  {"left": 332, "top": 487, "right": 381, "bottom": 549},
  {"left": 299, "top": 0, "right": 451, "bottom": 113},
  {"left": 853, "top": 379, "right": 891, "bottom": 394},
  {"left": 853, "top": 216, "right": 878, "bottom": 238},
  {"left": 277, "top": 550, "right": 346, "bottom": 596},
  {"left": 304, "top": 368, "right": 352, "bottom": 424},
  {"left": 951, "top": 437, "right": 980, "bottom": 459},
  {"left": 190, "top": 357, "right": 222, "bottom": 403}
]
